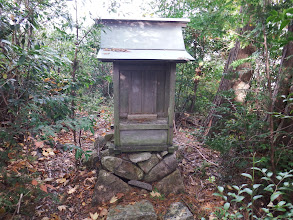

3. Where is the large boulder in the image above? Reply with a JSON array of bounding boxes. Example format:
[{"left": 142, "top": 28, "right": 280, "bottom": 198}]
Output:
[
  {"left": 155, "top": 169, "right": 185, "bottom": 196},
  {"left": 101, "top": 156, "right": 144, "bottom": 180},
  {"left": 107, "top": 200, "right": 157, "bottom": 220},
  {"left": 138, "top": 154, "right": 160, "bottom": 173},
  {"left": 129, "top": 152, "right": 152, "bottom": 163},
  {"left": 92, "top": 170, "right": 131, "bottom": 205},
  {"left": 164, "top": 202, "right": 193, "bottom": 220},
  {"left": 143, "top": 154, "right": 177, "bottom": 182}
]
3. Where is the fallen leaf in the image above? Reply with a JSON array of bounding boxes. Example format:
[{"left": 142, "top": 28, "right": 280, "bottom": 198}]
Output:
[
  {"left": 56, "top": 178, "right": 67, "bottom": 184},
  {"left": 68, "top": 185, "right": 78, "bottom": 194},
  {"left": 40, "top": 184, "right": 47, "bottom": 193},
  {"left": 57, "top": 205, "right": 67, "bottom": 211},
  {"left": 35, "top": 141, "right": 44, "bottom": 148},
  {"left": 44, "top": 178, "right": 54, "bottom": 182},
  {"left": 41, "top": 217, "right": 50, "bottom": 220},
  {"left": 89, "top": 212, "right": 99, "bottom": 220},
  {"left": 42, "top": 150, "right": 49, "bottom": 157},
  {"left": 116, "top": 192, "right": 124, "bottom": 199},
  {"left": 150, "top": 191, "right": 161, "bottom": 197},
  {"left": 100, "top": 208, "right": 108, "bottom": 216},
  {"left": 109, "top": 195, "right": 118, "bottom": 204},
  {"left": 31, "top": 151, "right": 37, "bottom": 156},
  {"left": 51, "top": 213, "right": 61, "bottom": 220},
  {"left": 31, "top": 179, "right": 38, "bottom": 186},
  {"left": 69, "top": 207, "right": 74, "bottom": 212},
  {"left": 82, "top": 202, "right": 86, "bottom": 206}
]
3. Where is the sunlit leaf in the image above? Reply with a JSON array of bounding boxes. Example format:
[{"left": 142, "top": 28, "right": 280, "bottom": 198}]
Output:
[
  {"left": 89, "top": 212, "right": 99, "bottom": 220},
  {"left": 31, "top": 179, "right": 38, "bottom": 186},
  {"left": 57, "top": 205, "right": 67, "bottom": 211},
  {"left": 271, "top": 192, "right": 283, "bottom": 202},
  {"left": 109, "top": 195, "right": 118, "bottom": 203}
]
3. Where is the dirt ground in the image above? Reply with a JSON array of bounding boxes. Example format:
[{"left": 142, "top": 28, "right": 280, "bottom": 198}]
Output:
[{"left": 4, "top": 109, "right": 224, "bottom": 220}]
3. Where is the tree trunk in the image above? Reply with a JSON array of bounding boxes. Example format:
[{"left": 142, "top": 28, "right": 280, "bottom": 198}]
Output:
[
  {"left": 203, "top": 35, "right": 255, "bottom": 133},
  {"left": 273, "top": 23, "right": 293, "bottom": 148}
]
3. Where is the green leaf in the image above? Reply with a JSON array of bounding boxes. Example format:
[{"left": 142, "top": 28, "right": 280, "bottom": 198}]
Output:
[
  {"left": 242, "top": 188, "right": 252, "bottom": 195},
  {"left": 270, "top": 10, "right": 278, "bottom": 16},
  {"left": 277, "top": 201, "right": 286, "bottom": 207},
  {"left": 223, "top": 202, "right": 230, "bottom": 210},
  {"left": 264, "top": 184, "right": 274, "bottom": 192},
  {"left": 253, "top": 195, "right": 263, "bottom": 201},
  {"left": 234, "top": 195, "right": 245, "bottom": 202},
  {"left": 218, "top": 186, "right": 224, "bottom": 193},
  {"left": 280, "top": 20, "right": 290, "bottom": 30},
  {"left": 271, "top": 192, "right": 283, "bottom": 202},
  {"left": 213, "top": 192, "right": 223, "bottom": 198},
  {"left": 267, "top": 172, "right": 273, "bottom": 177},
  {"left": 253, "top": 184, "right": 262, "bottom": 189},
  {"left": 241, "top": 173, "right": 252, "bottom": 180},
  {"left": 17, "top": 55, "right": 26, "bottom": 65}
]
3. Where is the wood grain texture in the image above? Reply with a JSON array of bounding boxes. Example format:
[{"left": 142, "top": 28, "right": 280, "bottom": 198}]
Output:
[
  {"left": 167, "top": 63, "right": 176, "bottom": 145},
  {"left": 113, "top": 62, "right": 120, "bottom": 146},
  {"left": 120, "top": 130, "right": 168, "bottom": 146}
]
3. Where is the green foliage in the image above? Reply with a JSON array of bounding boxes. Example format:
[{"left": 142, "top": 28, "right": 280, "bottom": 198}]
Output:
[{"left": 211, "top": 161, "right": 293, "bottom": 219}]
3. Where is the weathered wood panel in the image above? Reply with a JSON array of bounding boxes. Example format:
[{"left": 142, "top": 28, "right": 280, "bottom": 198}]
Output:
[
  {"left": 113, "top": 63, "right": 121, "bottom": 146},
  {"left": 119, "top": 62, "right": 168, "bottom": 117},
  {"left": 143, "top": 72, "right": 157, "bottom": 114},
  {"left": 120, "top": 123, "right": 168, "bottom": 130},
  {"left": 120, "top": 130, "right": 168, "bottom": 146},
  {"left": 156, "top": 70, "right": 166, "bottom": 116},
  {"left": 119, "top": 70, "right": 130, "bottom": 116},
  {"left": 167, "top": 63, "right": 176, "bottom": 145},
  {"left": 127, "top": 114, "right": 157, "bottom": 120},
  {"left": 130, "top": 71, "right": 142, "bottom": 114}
]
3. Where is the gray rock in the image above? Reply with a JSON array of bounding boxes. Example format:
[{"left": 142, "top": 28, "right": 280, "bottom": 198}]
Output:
[
  {"left": 161, "top": 151, "right": 169, "bottom": 157},
  {"left": 164, "top": 202, "right": 193, "bottom": 220},
  {"left": 155, "top": 169, "right": 185, "bottom": 196},
  {"left": 92, "top": 170, "right": 131, "bottom": 205},
  {"left": 104, "top": 133, "right": 114, "bottom": 141},
  {"left": 101, "top": 156, "right": 122, "bottom": 172},
  {"left": 128, "top": 180, "right": 152, "bottom": 191},
  {"left": 102, "top": 156, "right": 144, "bottom": 180},
  {"left": 100, "top": 149, "right": 110, "bottom": 157},
  {"left": 83, "top": 149, "right": 99, "bottom": 169},
  {"left": 138, "top": 154, "right": 160, "bottom": 173},
  {"left": 129, "top": 152, "right": 152, "bottom": 163},
  {"left": 107, "top": 200, "right": 157, "bottom": 220},
  {"left": 94, "top": 136, "right": 107, "bottom": 150},
  {"left": 143, "top": 154, "right": 177, "bottom": 182}
]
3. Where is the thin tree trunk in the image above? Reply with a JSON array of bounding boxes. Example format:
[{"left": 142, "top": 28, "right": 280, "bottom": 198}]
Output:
[
  {"left": 272, "top": 23, "right": 293, "bottom": 151},
  {"left": 263, "top": 22, "right": 276, "bottom": 177},
  {"left": 71, "top": 0, "right": 79, "bottom": 144},
  {"left": 203, "top": 41, "right": 240, "bottom": 133}
]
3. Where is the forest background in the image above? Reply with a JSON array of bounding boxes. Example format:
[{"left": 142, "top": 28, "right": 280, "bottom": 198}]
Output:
[{"left": 0, "top": 0, "right": 292, "bottom": 219}]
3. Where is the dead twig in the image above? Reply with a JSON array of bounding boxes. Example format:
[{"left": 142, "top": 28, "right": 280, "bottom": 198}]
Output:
[
  {"left": 181, "top": 196, "right": 196, "bottom": 215},
  {"left": 12, "top": 193, "right": 23, "bottom": 219},
  {"left": 193, "top": 146, "right": 218, "bottom": 167}
]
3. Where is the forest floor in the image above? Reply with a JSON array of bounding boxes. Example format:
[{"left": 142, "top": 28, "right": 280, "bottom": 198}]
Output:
[{"left": 4, "top": 106, "right": 224, "bottom": 220}]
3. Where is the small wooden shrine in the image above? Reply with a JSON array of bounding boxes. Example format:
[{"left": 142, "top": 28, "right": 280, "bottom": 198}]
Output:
[{"left": 96, "top": 18, "right": 194, "bottom": 153}]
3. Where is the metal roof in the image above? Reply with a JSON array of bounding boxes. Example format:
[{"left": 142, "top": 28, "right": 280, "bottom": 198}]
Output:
[{"left": 96, "top": 18, "right": 194, "bottom": 62}]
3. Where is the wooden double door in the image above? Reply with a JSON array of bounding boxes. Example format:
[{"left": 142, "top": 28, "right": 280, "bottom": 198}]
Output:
[{"left": 118, "top": 62, "right": 170, "bottom": 118}]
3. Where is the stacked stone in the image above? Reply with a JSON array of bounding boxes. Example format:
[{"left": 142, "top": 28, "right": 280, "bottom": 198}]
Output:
[
  {"left": 92, "top": 151, "right": 185, "bottom": 205},
  {"left": 90, "top": 135, "right": 185, "bottom": 206}
]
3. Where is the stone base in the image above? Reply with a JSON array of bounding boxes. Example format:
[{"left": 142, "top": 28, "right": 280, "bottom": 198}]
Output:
[{"left": 90, "top": 135, "right": 185, "bottom": 205}]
